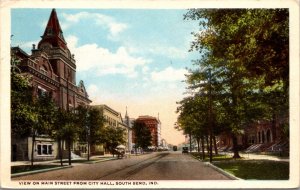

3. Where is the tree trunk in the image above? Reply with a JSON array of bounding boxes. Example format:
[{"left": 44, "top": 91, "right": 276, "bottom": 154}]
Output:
[
  {"left": 189, "top": 133, "right": 192, "bottom": 153},
  {"left": 206, "top": 135, "right": 210, "bottom": 155},
  {"left": 68, "top": 138, "right": 72, "bottom": 165},
  {"left": 209, "top": 134, "right": 213, "bottom": 162},
  {"left": 271, "top": 112, "right": 277, "bottom": 142},
  {"left": 87, "top": 141, "right": 90, "bottom": 161},
  {"left": 31, "top": 132, "right": 36, "bottom": 167},
  {"left": 232, "top": 133, "right": 241, "bottom": 158},
  {"left": 213, "top": 135, "right": 218, "bottom": 155},
  {"left": 58, "top": 138, "right": 63, "bottom": 166},
  {"left": 201, "top": 137, "right": 205, "bottom": 160},
  {"left": 196, "top": 138, "right": 200, "bottom": 153}
]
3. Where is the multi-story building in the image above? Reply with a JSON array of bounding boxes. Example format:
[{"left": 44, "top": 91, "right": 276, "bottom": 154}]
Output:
[
  {"left": 92, "top": 105, "right": 129, "bottom": 155},
  {"left": 11, "top": 9, "right": 91, "bottom": 161},
  {"left": 136, "top": 115, "right": 160, "bottom": 148},
  {"left": 217, "top": 118, "right": 289, "bottom": 153}
]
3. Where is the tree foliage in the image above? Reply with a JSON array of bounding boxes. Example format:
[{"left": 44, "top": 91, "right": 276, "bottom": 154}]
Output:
[
  {"left": 103, "top": 125, "right": 126, "bottom": 155},
  {"left": 185, "top": 9, "right": 289, "bottom": 86},
  {"left": 75, "top": 106, "right": 105, "bottom": 144},
  {"left": 75, "top": 105, "right": 105, "bottom": 160},
  {"left": 132, "top": 121, "right": 152, "bottom": 150},
  {"left": 11, "top": 72, "right": 36, "bottom": 138},
  {"left": 177, "top": 9, "right": 289, "bottom": 159}
]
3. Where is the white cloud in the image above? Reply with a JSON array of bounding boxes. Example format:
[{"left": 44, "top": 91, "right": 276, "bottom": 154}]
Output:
[
  {"left": 62, "top": 12, "right": 90, "bottom": 23},
  {"left": 86, "top": 84, "right": 99, "bottom": 99},
  {"left": 66, "top": 35, "right": 151, "bottom": 77},
  {"left": 123, "top": 41, "right": 188, "bottom": 59},
  {"left": 62, "top": 12, "right": 128, "bottom": 39},
  {"left": 142, "top": 66, "right": 149, "bottom": 74},
  {"left": 149, "top": 46, "right": 188, "bottom": 59},
  {"left": 12, "top": 40, "right": 39, "bottom": 53},
  {"left": 151, "top": 66, "right": 187, "bottom": 82}
]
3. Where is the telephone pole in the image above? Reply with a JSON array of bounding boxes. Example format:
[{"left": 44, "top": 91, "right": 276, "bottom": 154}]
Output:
[{"left": 208, "top": 68, "right": 213, "bottom": 163}]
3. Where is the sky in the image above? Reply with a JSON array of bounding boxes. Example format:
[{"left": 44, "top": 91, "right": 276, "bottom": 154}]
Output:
[{"left": 11, "top": 8, "right": 200, "bottom": 145}]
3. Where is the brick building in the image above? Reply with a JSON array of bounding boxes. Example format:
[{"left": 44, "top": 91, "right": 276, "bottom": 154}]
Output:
[
  {"left": 135, "top": 116, "right": 160, "bottom": 148},
  {"left": 217, "top": 118, "right": 289, "bottom": 153},
  {"left": 11, "top": 9, "right": 91, "bottom": 161}
]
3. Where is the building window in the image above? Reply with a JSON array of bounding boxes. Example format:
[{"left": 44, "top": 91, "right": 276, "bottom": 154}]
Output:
[
  {"left": 36, "top": 144, "right": 53, "bottom": 156},
  {"left": 37, "top": 86, "right": 47, "bottom": 97},
  {"left": 40, "top": 66, "right": 48, "bottom": 75}
]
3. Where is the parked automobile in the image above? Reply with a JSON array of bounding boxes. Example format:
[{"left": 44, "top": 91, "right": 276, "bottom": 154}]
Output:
[
  {"left": 173, "top": 146, "right": 177, "bottom": 151},
  {"left": 182, "top": 147, "right": 189, "bottom": 154}
]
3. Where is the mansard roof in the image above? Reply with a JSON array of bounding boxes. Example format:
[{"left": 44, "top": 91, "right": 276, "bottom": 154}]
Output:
[{"left": 38, "top": 9, "right": 67, "bottom": 49}]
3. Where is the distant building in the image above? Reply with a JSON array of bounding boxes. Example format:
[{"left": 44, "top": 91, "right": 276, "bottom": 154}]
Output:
[
  {"left": 123, "top": 107, "right": 134, "bottom": 153},
  {"left": 136, "top": 115, "right": 160, "bottom": 147},
  {"left": 93, "top": 105, "right": 129, "bottom": 155},
  {"left": 160, "top": 139, "right": 168, "bottom": 148},
  {"left": 157, "top": 114, "right": 162, "bottom": 146},
  {"left": 11, "top": 9, "right": 91, "bottom": 161}
]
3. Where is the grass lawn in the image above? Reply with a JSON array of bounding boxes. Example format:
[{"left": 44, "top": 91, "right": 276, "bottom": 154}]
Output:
[
  {"left": 11, "top": 165, "right": 61, "bottom": 174},
  {"left": 190, "top": 152, "right": 238, "bottom": 162},
  {"left": 214, "top": 160, "right": 289, "bottom": 180}
]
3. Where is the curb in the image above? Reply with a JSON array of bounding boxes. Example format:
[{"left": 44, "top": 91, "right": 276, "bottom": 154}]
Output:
[
  {"left": 205, "top": 162, "right": 242, "bottom": 180},
  {"left": 188, "top": 154, "right": 241, "bottom": 180},
  {"left": 11, "top": 165, "right": 72, "bottom": 178}
]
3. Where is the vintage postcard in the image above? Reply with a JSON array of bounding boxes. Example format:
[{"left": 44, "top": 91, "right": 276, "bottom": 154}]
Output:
[{"left": 0, "top": 0, "right": 299, "bottom": 189}]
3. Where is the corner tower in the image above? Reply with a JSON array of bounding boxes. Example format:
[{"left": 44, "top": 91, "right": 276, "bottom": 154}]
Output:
[
  {"left": 35, "top": 9, "right": 76, "bottom": 85},
  {"left": 38, "top": 8, "right": 67, "bottom": 49},
  {"left": 30, "top": 9, "right": 90, "bottom": 109}
]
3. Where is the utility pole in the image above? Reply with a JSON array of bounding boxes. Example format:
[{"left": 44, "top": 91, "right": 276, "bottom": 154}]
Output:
[
  {"left": 208, "top": 68, "right": 213, "bottom": 163},
  {"left": 67, "top": 71, "right": 71, "bottom": 166}
]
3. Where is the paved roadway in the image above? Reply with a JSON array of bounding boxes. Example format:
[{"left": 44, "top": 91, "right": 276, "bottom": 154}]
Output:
[{"left": 13, "top": 152, "right": 231, "bottom": 180}]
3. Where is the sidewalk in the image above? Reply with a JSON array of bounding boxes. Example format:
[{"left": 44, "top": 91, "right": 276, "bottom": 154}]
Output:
[
  {"left": 11, "top": 153, "right": 149, "bottom": 177},
  {"left": 11, "top": 154, "right": 117, "bottom": 166},
  {"left": 11, "top": 152, "right": 147, "bottom": 167},
  {"left": 219, "top": 152, "right": 289, "bottom": 162}
]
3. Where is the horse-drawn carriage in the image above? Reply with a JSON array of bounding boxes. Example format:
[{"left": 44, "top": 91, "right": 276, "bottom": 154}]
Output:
[{"left": 114, "top": 145, "right": 126, "bottom": 159}]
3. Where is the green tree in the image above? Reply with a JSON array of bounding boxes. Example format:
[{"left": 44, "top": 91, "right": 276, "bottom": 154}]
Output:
[
  {"left": 11, "top": 72, "right": 35, "bottom": 138},
  {"left": 132, "top": 121, "right": 152, "bottom": 152},
  {"left": 11, "top": 50, "right": 35, "bottom": 138},
  {"left": 11, "top": 51, "right": 58, "bottom": 166},
  {"left": 103, "top": 126, "right": 126, "bottom": 157},
  {"left": 75, "top": 105, "right": 105, "bottom": 161},
  {"left": 183, "top": 9, "right": 289, "bottom": 158},
  {"left": 184, "top": 9, "right": 288, "bottom": 87},
  {"left": 176, "top": 95, "right": 212, "bottom": 160},
  {"left": 53, "top": 108, "right": 77, "bottom": 165},
  {"left": 29, "top": 93, "right": 57, "bottom": 166}
]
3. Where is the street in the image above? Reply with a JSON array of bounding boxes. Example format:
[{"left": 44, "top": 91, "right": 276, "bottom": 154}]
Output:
[{"left": 13, "top": 152, "right": 231, "bottom": 180}]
